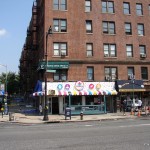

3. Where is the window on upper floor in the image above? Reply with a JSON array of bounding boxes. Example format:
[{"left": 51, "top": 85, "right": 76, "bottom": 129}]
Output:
[
  {"left": 136, "top": 3, "right": 143, "bottom": 15},
  {"left": 139, "top": 45, "right": 146, "bottom": 55},
  {"left": 102, "top": 1, "right": 114, "bottom": 13},
  {"left": 141, "top": 67, "right": 148, "bottom": 80},
  {"left": 104, "top": 44, "right": 116, "bottom": 57},
  {"left": 85, "top": 0, "right": 91, "bottom": 12},
  {"left": 54, "top": 70, "right": 67, "bottom": 81},
  {"left": 53, "top": 19, "right": 67, "bottom": 32},
  {"left": 103, "top": 21, "right": 115, "bottom": 34},
  {"left": 87, "top": 67, "right": 94, "bottom": 80},
  {"left": 126, "top": 44, "right": 133, "bottom": 57},
  {"left": 125, "top": 22, "right": 132, "bottom": 35},
  {"left": 53, "top": 42, "right": 67, "bottom": 56},
  {"left": 86, "top": 43, "right": 93, "bottom": 57},
  {"left": 53, "top": 0, "right": 67, "bottom": 10},
  {"left": 86, "top": 20, "right": 92, "bottom": 33},
  {"left": 127, "top": 67, "right": 134, "bottom": 80},
  {"left": 137, "top": 24, "right": 144, "bottom": 36},
  {"left": 105, "top": 67, "right": 117, "bottom": 81},
  {"left": 123, "top": 2, "right": 130, "bottom": 15},
  {"left": 149, "top": 5, "right": 150, "bottom": 15}
]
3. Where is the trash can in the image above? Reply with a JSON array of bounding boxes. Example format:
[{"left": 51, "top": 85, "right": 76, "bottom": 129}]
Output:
[
  {"left": 65, "top": 107, "right": 71, "bottom": 120},
  {"left": 9, "top": 112, "right": 14, "bottom": 121}
]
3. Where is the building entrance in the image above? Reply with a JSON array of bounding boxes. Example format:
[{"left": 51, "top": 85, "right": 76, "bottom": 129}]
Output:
[{"left": 52, "top": 97, "right": 59, "bottom": 114}]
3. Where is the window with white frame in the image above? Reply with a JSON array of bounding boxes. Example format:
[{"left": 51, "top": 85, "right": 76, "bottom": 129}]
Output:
[
  {"left": 126, "top": 44, "right": 133, "bottom": 57},
  {"left": 53, "top": 19, "right": 67, "bottom": 32},
  {"left": 86, "top": 20, "right": 92, "bottom": 33},
  {"left": 141, "top": 67, "right": 148, "bottom": 80},
  {"left": 102, "top": 1, "right": 114, "bottom": 13},
  {"left": 87, "top": 67, "right": 94, "bottom": 80},
  {"left": 125, "top": 22, "right": 132, "bottom": 35},
  {"left": 137, "top": 24, "right": 144, "bottom": 36},
  {"left": 86, "top": 43, "right": 93, "bottom": 57},
  {"left": 85, "top": 0, "right": 91, "bottom": 12},
  {"left": 103, "top": 21, "right": 115, "bottom": 34},
  {"left": 53, "top": 0, "right": 67, "bottom": 10},
  {"left": 105, "top": 67, "right": 117, "bottom": 81},
  {"left": 104, "top": 44, "right": 116, "bottom": 57},
  {"left": 54, "top": 70, "right": 67, "bottom": 81},
  {"left": 123, "top": 2, "right": 130, "bottom": 15},
  {"left": 136, "top": 3, "right": 143, "bottom": 15},
  {"left": 53, "top": 43, "right": 67, "bottom": 56}
]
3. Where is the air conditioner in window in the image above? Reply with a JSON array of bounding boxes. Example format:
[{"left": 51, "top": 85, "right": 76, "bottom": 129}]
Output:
[
  {"left": 140, "top": 54, "right": 146, "bottom": 58},
  {"left": 105, "top": 76, "right": 110, "bottom": 81},
  {"left": 48, "top": 90, "right": 55, "bottom": 95},
  {"left": 104, "top": 54, "right": 109, "bottom": 57},
  {"left": 61, "top": 52, "right": 66, "bottom": 56}
]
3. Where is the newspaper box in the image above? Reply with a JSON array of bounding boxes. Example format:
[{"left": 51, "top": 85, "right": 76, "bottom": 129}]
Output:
[{"left": 65, "top": 107, "right": 71, "bottom": 120}]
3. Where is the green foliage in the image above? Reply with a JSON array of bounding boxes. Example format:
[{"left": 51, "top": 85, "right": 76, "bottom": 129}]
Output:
[{"left": 0, "top": 72, "right": 20, "bottom": 95}]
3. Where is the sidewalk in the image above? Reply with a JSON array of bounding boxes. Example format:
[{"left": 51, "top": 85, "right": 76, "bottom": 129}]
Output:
[{"left": 0, "top": 112, "right": 145, "bottom": 124}]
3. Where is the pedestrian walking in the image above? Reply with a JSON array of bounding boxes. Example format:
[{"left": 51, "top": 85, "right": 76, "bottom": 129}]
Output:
[
  {"left": 122, "top": 99, "right": 127, "bottom": 115},
  {"left": 39, "top": 104, "right": 43, "bottom": 115},
  {"left": 138, "top": 99, "right": 142, "bottom": 110}
]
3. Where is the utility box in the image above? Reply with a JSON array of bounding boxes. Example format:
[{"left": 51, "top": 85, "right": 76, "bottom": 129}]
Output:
[{"left": 65, "top": 107, "right": 71, "bottom": 120}]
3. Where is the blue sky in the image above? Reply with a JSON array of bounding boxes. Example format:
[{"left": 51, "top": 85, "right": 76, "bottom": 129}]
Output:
[{"left": 0, "top": 0, "right": 34, "bottom": 74}]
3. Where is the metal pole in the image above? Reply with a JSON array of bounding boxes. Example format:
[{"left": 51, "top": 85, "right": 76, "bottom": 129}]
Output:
[{"left": 43, "top": 32, "right": 49, "bottom": 121}]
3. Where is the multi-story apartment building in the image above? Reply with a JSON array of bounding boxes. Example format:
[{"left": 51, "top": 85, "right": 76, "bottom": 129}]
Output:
[{"left": 20, "top": 0, "right": 150, "bottom": 115}]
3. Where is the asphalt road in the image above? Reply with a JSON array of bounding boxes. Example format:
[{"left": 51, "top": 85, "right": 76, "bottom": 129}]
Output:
[{"left": 0, "top": 118, "right": 150, "bottom": 150}]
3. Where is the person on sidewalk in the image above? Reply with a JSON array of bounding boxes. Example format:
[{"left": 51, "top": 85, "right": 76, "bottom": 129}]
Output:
[
  {"left": 39, "top": 104, "right": 43, "bottom": 115},
  {"left": 122, "top": 99, "right": 127, "bottom": 115},
  {"left": 138, "top": 99, "right": 142, "bottom": 110}
]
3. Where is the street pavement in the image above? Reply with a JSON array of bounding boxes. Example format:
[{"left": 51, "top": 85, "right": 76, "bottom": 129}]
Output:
[{"left": 0, "top": 111, "right": 149, "bottom": 124}]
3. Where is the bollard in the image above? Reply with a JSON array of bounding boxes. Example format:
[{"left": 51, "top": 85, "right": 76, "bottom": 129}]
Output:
[
  {"left": 130, "top": 108, "right": 134, "bottom": 115},
  {"left": 137, "top": 110, "right": 141, "bottom": 117},
  {"left": 80, "top": 111, "right": 83, "bottom": 120}
]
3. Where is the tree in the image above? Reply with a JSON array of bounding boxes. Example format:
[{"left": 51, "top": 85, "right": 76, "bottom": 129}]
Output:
[{"left": 0, "top": 72, "right": 20, "bottom": 96}]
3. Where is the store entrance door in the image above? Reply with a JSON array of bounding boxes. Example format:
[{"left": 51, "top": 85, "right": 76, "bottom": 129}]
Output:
[{"left": 52, "top": 97, "right": 59, "bottom": 114}]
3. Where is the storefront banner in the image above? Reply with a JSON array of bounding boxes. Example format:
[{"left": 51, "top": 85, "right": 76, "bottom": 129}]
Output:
[{"left": 40, "top": 81, "right": 118, "bottom": 96}]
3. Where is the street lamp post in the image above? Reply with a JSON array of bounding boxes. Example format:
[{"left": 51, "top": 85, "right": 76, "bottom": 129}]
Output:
[
  {"left": 0, "top": 64, "right": 8, "bottom": 114},
  {"left": 43, "top": 26, "right": 52, "bottom": 121}
]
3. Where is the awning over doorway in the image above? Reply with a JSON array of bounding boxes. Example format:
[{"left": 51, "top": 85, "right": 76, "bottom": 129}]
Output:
[
  {"left": 33, "top": 81, "right": 118, "bottom": 96},
  {"left": 115, "top": 80, "right": 145, "bottom": 92},
  {"left": 33, "top": 80, "right": 44, "bottom": 96}
]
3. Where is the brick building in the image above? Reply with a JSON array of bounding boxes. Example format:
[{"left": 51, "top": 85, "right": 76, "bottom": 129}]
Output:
[{"left": 19, "top": 0, "right": 150, "bottom": 115}]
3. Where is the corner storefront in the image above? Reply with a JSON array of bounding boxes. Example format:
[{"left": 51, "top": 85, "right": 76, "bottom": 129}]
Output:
[
  {"left": 115, "top": 80, "right": 145, "bottom": 112},
  {"left": 33, "top": 81, "right": 117, "bottom": 115}
]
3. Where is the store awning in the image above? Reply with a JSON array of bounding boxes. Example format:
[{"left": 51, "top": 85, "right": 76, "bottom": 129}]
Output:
[
  {"left": 33, "top": 80, "right": 44, "bottom": 96},
  {"left": 37, "top": 61, "right": 69, "bottom": 70},
  {"left": 115, "top": 80, "right": 145, "bottom": 92}
]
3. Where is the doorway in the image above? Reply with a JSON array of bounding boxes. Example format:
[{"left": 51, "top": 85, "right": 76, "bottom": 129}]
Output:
[{"left": 52, "top": 97, "right": 59, "bottom": 114}]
